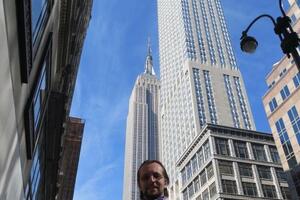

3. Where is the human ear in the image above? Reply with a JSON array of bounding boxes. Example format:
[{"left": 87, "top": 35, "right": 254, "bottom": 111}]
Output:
[{"left": 164, "top": 179, "right": 168, "bottom": 186}]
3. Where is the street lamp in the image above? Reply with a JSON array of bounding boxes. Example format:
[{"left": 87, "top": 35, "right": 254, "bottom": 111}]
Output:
[{"left": 240, "top": 0, "right": 300, "bottom": 71}]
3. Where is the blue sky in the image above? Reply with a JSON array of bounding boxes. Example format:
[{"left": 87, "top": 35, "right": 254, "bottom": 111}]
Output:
[{"left": 71, "top": 1, "right": 287, "bottom": 199}]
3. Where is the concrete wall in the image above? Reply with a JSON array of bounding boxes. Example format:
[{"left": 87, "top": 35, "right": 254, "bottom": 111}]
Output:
[{"left": 0, "top": 0, "right": 24, "bottom": 199}]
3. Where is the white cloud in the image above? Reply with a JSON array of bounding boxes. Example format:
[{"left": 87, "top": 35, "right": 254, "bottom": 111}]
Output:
[{"left": 73, "top": 163, "right": 117, "bottom": 200}]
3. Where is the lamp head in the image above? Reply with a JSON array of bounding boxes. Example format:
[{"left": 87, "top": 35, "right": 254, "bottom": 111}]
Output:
[{"left": 240, "top": 33, "right": 258, "bottom": 53}]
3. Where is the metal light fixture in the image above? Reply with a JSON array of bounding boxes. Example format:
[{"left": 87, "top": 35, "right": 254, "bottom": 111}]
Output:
[
  {"left": 240, "top": 33, "right": 258, "bottom": 53},
  {"left": 240, "top": 0, "right": 300, "bottom": 71}
]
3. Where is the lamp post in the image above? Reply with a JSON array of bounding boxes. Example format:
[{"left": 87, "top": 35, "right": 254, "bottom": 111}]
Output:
[{"left": 240, "top": 0, "right": 300, "bottom": 71}]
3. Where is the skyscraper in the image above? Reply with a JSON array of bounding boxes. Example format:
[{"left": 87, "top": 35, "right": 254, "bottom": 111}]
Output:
[
  {"left": 157, "top": 1, "right": 292, "bottom": 199},
  {"left": 262, "top": 0, "right": 300, "bottom": 199},
  {"left": 123, "top": 42, "right": 160, "bottom": 200},
  {"left": 157, "top": 0, "right": 255, "bottom": 188}
]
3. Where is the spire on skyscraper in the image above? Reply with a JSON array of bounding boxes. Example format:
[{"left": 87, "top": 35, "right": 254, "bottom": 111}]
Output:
[{"left": 144, "top": 38, "right": 155, "bottom": 75}]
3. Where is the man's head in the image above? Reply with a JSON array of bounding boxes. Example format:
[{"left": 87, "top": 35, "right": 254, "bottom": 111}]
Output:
[{"left": 137, "top": 160, "right": 169, "bottom": 200}]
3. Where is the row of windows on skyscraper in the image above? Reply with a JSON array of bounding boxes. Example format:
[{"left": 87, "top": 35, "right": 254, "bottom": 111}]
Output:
[
  {"left": 181, "top": 0, "right": 237, "bottom": 69},
  {"left": 193, "top": 68, "right": 251, "bottom": 129}
]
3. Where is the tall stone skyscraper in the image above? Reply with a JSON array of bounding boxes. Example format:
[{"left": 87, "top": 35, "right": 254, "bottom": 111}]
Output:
[
  {"left": 123, "top": 42, "right": 160, "bottom": 200},
  {"left": 157, "top": 0, "right": 255, "bottom": 192},
  {"left": 157, "top": 1, "right": 292, "bottom": 200}
]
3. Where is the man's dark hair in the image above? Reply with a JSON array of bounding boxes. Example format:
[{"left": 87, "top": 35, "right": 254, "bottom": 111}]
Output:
[{"left": 137, "top": 160, "right": 169, "bottom": 200}]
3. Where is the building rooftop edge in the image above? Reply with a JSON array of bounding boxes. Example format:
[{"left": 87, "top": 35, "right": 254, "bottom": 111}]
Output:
[{"left": 176, "top": 123, "right": 273, "bottom": 167}]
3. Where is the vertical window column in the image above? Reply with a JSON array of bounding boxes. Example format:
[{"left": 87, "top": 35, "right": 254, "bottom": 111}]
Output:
[
  {"left": 288, "top": 106, "right": 300, "bottom": 145},
  {"left": 270, "top": 167, "right": 283, "bottom": 199},
  {"left": 229, "top": 139, "right": 243, "bottom": 194},
  {"left": 207, "top": 0, "right": 226, "bottom": 67},
  {"left": 191, "top": 0, "right": 206, "bottom": 63},
  {"left": 199, "top": 0, "right": 216, "bottom": 64},
  {"left": 193, "top": 68, "right": 206, "bottom": 127},
  {"left": 209, "top": 136, "right": 216, "bottom": 155},
  {"left": 215, "top": 0, "right": 237, "bottom": 69},
  {"left": 293, "top": 72, "right": 300, "bottom": 88},
  {"left": 204, "top": 70, "right": 218, "bottom": 124},
  {"left": 275, "top": 118, "right": 296, "bottom": 168},
  {"left": 264, "top": 145, "right": 272, "bottom": 162},
  {"left": 234, "top": 76, "right": 252, "bottom": 129},
  {"left": 246, "top": 142, "right": 254, "bottom": 160},
  {"left": 224, "top": 75, "right": 240, "bottom": 128},
  {"left": 233, "top": 161, "right": 243, "bottom": 195},
  {"left": 228, "top": 139, "right": 236, "bottom": 157},
  {"left": 181, "top": 0, "right": 196, "bottom": 60},
  {"left": 252, "top": 165, "right": 264, "bottom": 197},
  {"left": 214, "top": 160, "right": 222, "bottom": 193}
]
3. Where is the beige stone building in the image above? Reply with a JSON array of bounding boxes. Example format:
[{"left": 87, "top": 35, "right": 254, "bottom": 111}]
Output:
[
  {"left": 262, "top": 0, "right": 300, "bottom": 199},
  {"left": 0, "top": 0, "right": 92, "bottom": 199}
]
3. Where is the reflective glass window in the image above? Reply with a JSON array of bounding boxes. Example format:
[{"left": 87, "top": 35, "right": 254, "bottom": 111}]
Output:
[
  {"left": 239, "top": 163, "right": 253, "bottom": 177},
  {"left": 206, "top": 162, "right": 214, "bottom": 179},
  {"left": 275, "top": 118, "right": 295, "bottom": 161},
  {"left": 293, "top": 73, "right": 300, "bottom": 88},
  {"left": 257, "top": 166, "right": 272, "bottom": 180},
  {"left": 31, "top": 0, "right": 49, "bottom": 44},
  {"left": 269, "top": 98, "right": 278, "bottom": 112},
  {"left": 200, "top": 170, "right": 207, "bottom": 186},
  {"left": 276, "top": 168, "right": 287, "bottom": 182},
  {"left": 269, "top": 146, "right": 281, "bottom": 163},
  {"left": 288, "top": 106, "right": 300, "bottom": 145},
  {"left": 222, "top": 180, "right": 237, "bottom": 194},
  {"left": 202, "top": 189, "right": 209, "bottom": 200},
  {"left": 209, "top": 182, "right": 216, "bottom": 197},
  {"left": 280, "top": 85, "right": 290, "bottom": 101},
  {"left": 281, "top": 187, "right": 291, "bottom": 199},
  {"left": 252, "top": 144, "right": 267, "bottom": 161},
  {"left": 262, "top": 185, "right": 277, "bottom": 198},
  {"left": 219, "top": 160, "right": 233, "bottom": 175},
  {"left": 215, "top": 138, "right": 230, "bottom": 156},
  {"left": 242, "top": 182, "right": 257, "bottom": 197},
  {"left": 234, "top": 141, "right": 248, "bottom": 159}
]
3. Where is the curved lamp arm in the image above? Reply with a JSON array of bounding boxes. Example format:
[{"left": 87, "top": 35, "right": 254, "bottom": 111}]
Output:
[
  {"left": 242, "top": 14, "right": 277, "bottom": 36},
  {"left": 279, "top": 0, "right": 287, "bottom": 17}
]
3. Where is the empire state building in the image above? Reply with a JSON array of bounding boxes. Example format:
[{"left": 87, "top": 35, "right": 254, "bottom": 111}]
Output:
[
  {"left": 157, "top": 1, "right": 288, "bottom": 200},
  {"left": 123, "top": 42, "right": 160, "bottom": 200}
]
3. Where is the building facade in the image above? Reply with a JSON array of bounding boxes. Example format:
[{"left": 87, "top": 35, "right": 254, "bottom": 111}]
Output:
[
  {"left": 262, "top": 0, "right": 300, "bottom": 199},
  {"left": 177, "top": 124, "right": 289, "bottom": 200},
  {"left": 0, "top": 0, "right": 92, "bottom": 199},
  {"left": 157, "top": 0, "right": 256, "bottom": 197},
  {"left": 123, "top": 44, "right": 160, "bottom": 200},
  {"left": 56, "top": 117, "right": 85, "bottom": 200}
]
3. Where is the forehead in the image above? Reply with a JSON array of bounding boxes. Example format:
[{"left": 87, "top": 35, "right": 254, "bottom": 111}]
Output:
[{"left": 140, "top": 163, "right": 164, "bottom": 174}]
